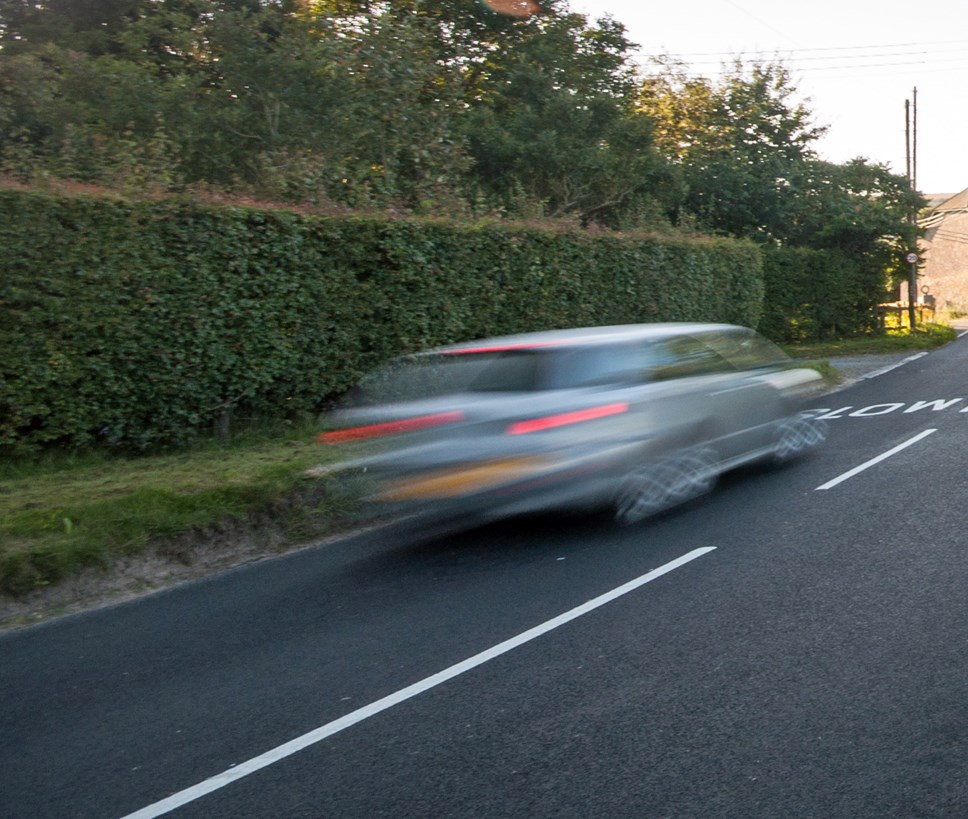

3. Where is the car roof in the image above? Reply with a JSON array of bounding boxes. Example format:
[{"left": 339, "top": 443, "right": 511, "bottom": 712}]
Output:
[{"left": 434, "top": 323, "right": 743, "bottom": 355}]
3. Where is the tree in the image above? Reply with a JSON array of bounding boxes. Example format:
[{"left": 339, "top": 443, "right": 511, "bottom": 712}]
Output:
[
  {"left": 0, "top": 1, "right": 472, "bottom": 204},
  {"left": 638, "top": 54, "right": 925, "bottom": 334},
  {"left": 288, "top": 8, "right": 471, "bottom": 209},
  {"left": 458, "top": 10, "right": 678, "bottom": 225},
  {"left": 0, "top": 0, "right": 143, "bottom": 57},
  {"left": 639, "top": 57, "right": 825, "bottom": 241},
  {"left": 783, "top": 157, "right": 924, "bottom": 284},
  {"left": 0, "top": 0, "right": 677, "bottom": 222},
  {"left": 0, "top": 0, "right": 212, "bottom": 187}
]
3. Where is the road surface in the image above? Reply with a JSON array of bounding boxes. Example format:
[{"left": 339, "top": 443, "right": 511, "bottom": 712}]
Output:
[{"left": 3, "top": 335, "right": 968, "bottom": 818}]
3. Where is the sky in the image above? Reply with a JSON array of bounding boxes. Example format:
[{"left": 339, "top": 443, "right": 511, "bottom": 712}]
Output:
[{"left": 567, "top": 0, "right": 968, "bottom": 195}]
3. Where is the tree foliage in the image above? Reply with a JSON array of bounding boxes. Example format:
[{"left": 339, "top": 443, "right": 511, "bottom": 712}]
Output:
[
  {"left": 638, "top": 54, "right": 925, "bottom": 328},
  {"left": 0, "top": 0, "right": 676, "bottom": 224},
  {"left": 460, "top": 11, "right": 674, "bottom": 223},
  {"left": 0, "top": 0, "right": 928, "bottom": 336},
  {"left": 638, "top": 56, "right": 923, "bottom": 244},
  {"left": 640, "top": 57, "right": 827, "bottom": 241},
  {"left": 782, "top": 158, "right": 922, "bottom": 281}
]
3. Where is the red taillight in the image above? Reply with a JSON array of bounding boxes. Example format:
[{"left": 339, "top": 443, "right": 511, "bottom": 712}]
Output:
[
  {"left": 506, "top": 402, "right": 629, "bottom": 435},
  {"left": 319, "top": 411, "right": 465, "bottom": 444}
]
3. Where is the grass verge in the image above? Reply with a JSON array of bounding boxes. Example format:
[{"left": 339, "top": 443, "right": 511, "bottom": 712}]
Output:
[
  {"left": 0, "top": 424, "right": 353, "bottom": 599},
  {"left": 1, "top": 323, "right": 958, "bottom": 604},
  {"left": 779, "top": 322, "right": 956, "bottom": 359}
]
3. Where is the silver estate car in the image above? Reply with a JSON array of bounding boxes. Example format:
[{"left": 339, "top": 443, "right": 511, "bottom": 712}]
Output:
[{"left": 318, "top": 323, "right": 827, "bottom": 526}]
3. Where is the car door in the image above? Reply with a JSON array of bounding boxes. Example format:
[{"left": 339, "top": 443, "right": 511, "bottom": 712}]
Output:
[{"left": 647, "top": 332, "right": 780, "bottom": 462}]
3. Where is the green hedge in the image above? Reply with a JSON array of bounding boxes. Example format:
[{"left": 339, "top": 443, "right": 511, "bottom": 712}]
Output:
[
  {"left": 759, "top": 245, "right": 883, "bottom": 342},
  {"left": 1, "top": 188, "right": 764, "bottom": 453}
]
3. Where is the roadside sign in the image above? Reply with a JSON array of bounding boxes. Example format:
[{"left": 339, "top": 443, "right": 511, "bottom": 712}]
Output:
[{"left": 905, "top": 252, "right": 919, "bottom": 263}]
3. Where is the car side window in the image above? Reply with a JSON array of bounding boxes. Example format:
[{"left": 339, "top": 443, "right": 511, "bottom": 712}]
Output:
[
  {"left": 702, "top": 328, "right": 789, "bottom": 371},
  {"left": 650, "top": 336, "right": 735, "bottom": 380},
  {"left": 549, "top": 343, "right": 664, "bottom": 388}
]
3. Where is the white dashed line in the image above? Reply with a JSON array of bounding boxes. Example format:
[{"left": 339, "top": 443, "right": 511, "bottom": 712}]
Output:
[
  {"left": 120, "top": 546, "right": 717, "bottom": 819},
  {"left": 815, "top": 429, "right": 937, "bottom": 490}
]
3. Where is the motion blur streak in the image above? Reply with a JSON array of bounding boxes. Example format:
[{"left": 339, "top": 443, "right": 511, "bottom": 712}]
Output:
[
  {"left": 444, "top": 341, "right": 564, "bottom": 355},
  {"left": 477, "top": 0, "right": 541, "bottom": 18},
  {"left": 379, "top": 456, "right": 551, "bottom": 501}
]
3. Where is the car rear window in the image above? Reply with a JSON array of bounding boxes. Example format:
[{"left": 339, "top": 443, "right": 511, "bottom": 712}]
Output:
[{"left": 348, "top": 343, "right": 660, "bottom": 405}]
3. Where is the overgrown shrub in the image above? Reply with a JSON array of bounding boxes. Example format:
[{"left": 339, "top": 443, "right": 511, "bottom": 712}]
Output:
[{"left": 759, "top": 246, "right": 884, "bottom": 343}]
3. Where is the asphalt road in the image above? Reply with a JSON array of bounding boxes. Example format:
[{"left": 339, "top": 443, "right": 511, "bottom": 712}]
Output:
[{"left": 4, "top": 333, "right": 968, "bottom": 819}]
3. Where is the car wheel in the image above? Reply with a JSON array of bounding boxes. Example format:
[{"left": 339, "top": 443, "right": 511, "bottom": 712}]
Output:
[
  {"left": 614, "top": 463, "right": 672, "bottom": 525},
  {"left": 772, "top": 415, "right": 828, "bottom": 463},
  {"left": 667, "top": 446, "right": 718, "bottom": 501},
  {"left": 614, "top": 447, "right": 717, "bottom": 525}
]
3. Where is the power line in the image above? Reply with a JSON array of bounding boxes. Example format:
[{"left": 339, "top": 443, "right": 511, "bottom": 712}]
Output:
[
  {"left": 630, "top": 41, "right": 968, "bottom": 75},
  {"left": 803, "top": 59, "right": 968, "bottom": 73},
  {"left": 633, "top": 40, "right": 968, "bottom": 59},
  {"left": 639, "top": 54, "right": 968, "bottom": 78},
  {"left": 722, "top": 0, "right": 790, "bottom": 45},
  {"left": 685, "top": 48, "right": 968, "bottom": 66}
]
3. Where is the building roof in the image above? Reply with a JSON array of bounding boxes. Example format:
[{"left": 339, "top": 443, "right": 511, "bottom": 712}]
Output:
[
  {"left": 920, "top": 187, "right": 968, "bottom": 229},
  {"left": 933, "top": 188, "right": 968, "bottom": 212}
]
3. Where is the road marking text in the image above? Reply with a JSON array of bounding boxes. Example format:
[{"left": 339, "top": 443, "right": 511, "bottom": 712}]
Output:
[{"left": 810, "top": 399, "right": 968, "bottom": 420}]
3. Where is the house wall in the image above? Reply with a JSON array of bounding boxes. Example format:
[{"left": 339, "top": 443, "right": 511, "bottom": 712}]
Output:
[{"left": 920, "top": 211, "right": 968, "bottom": 314}]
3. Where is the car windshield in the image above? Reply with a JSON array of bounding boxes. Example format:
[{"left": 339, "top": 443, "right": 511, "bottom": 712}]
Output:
[{"left": 701, "top": 328, "right": 790, "bottom": 370}]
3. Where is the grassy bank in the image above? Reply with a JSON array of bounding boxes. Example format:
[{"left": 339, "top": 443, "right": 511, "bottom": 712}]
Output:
[
  {"left": 0, "top": 424, "right": 350, "bottom": 598},
  {"left": 1, "top": 324, "right": 957, "bottom": 602}
]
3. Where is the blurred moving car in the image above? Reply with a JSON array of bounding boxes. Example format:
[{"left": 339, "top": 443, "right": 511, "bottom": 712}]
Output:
[{"left": 317, "top": 323, "right": 827, "bottom": 526}]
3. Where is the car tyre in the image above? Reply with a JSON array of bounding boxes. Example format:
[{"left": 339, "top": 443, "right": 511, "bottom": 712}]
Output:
[
  {"left": 614, "top": 463, "right": 672, "bottom": 525},
  {"left": 668, "top": 445, "right": 718, "bottom": 501},
  {"left": 614, "top": 447, "right": 717, "bottom": 525},
  {"left": 772, "top": 415, "right": 828, "bottom": 463}
]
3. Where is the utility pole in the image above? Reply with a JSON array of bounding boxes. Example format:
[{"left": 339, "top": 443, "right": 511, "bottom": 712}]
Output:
[
  {"left": 905, "top": 88, "right": 918, "bottom": 330},
  {"left": 913, "top": 86, "right": 918, "bottom": 192}
]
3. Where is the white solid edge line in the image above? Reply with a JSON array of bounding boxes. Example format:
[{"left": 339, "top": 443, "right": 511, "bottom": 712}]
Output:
[
  {"left": 119, "top": 546, "right": 717, "bottom": 819},
  {"left": 815, "top": 429, "right": 937, "bottom": 491},
  {"left": 860, "top": 351, "right": 928, "bottom": 380}
]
